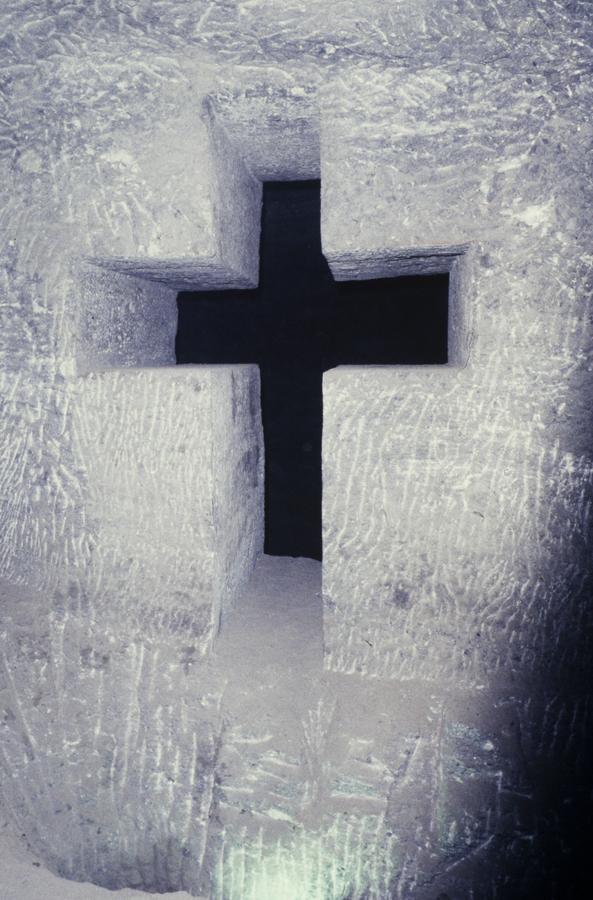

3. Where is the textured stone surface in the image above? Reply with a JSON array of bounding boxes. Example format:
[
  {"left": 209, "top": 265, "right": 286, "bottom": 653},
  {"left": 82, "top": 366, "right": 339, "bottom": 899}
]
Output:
[
  {"left": 208, "top": 84, "right": 320, "bottom": 180},
  {"left": 319, "top": 19, "right": 593, "bottom": 895},
  {"left": 1, "top": 0, "right": 592, "bottom": 897},
  {"left": 0, "top": 575, "right": 223, "bottom": 895},
  {"left": 321, "top": 53, "right": 593, "bottom": 687},
  {"left": 71, "top": 365, "right": 263, "bottom": 650},
  {"left": 3, "top": 557, "right": 586, "bottom": 899},
  {"left": 0, "top": 820, "right": 197, "bottom": 900}
]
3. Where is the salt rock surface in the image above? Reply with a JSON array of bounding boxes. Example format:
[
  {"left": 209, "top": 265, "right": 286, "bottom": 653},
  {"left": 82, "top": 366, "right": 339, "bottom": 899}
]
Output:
[
  {"left": 1, "top": 0, "right": 592, "bottom": 898},
  {"left": 0, "top": 821, "right": 196, "bottom": 900}
]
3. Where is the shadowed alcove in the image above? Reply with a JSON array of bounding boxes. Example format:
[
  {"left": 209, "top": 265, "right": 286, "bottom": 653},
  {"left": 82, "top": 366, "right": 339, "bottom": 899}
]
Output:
[{"left": 176, "top": 181, "right": 449, "bottom": 560}]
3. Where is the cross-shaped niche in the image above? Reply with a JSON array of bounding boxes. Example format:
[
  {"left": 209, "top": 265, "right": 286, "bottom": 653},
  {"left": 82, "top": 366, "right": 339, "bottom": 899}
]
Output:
[{"left": 176, "top": 181, "right": 448, "bottom": 561}]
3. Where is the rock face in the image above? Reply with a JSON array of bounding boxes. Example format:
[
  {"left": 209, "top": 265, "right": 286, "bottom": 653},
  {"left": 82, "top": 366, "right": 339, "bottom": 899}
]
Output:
[
  {"left": 1, "top": 1, "right": 592, "bottom": 898},
  {"left": 0, "top": 577, "right": 223, "bottom": 895},
  {"left": 73, "top": 365, "right": 264, "bottom": 650}
]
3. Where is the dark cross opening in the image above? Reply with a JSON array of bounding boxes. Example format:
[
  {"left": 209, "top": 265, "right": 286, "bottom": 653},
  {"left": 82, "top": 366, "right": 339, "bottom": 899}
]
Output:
[{"left": 176, "top": 181, "right": 448, "bottom": 561}]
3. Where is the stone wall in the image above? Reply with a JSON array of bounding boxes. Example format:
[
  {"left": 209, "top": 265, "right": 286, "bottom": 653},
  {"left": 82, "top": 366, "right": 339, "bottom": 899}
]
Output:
[
  {"left": 72, "top": 364, "right": 263, "bottom": 650},
  {"left": 1, "top": 1, "right": 592, "bottom": 898},
  {"left": 321, "top": 50, "right": 593, "bottom": 722},
  {"left": 321, "top": 34, "right": 593, "bottom": 897},
  {"left": 0, "top": 9, "right": 266, "bottom": 891}
]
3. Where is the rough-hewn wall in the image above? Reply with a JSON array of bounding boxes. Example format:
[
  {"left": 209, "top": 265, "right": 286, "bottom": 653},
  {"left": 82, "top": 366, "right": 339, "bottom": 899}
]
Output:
[
  {"left": 321, "top": 30, "right": 593, "bottom": 898},
  {"left": 0, "top": 27, "right": 263, "bottom": 591},
  {"left": 0, "top": 576, "right": 223, "bottom": 894},
  {"left": 71, "top": 365, "right": 263, "bottom": 649},
  {"left": 0, "top": 5, "right": 267, "bottom": 891},
  {"left": 1, "top": 1, "right": 592, "bottom": 898},
  {"left": 323, "top": 61, "right": 593, "bottom": 684}
]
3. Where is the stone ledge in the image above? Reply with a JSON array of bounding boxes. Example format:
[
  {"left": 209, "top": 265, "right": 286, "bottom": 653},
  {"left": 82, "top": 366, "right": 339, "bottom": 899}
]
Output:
[{"left": 85, "top": 257, "right": 259, "bottom": 291}]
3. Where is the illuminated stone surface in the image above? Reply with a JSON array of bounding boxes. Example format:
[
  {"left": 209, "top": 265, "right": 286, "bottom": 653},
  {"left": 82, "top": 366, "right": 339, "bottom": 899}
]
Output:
[{"left": 1, "top": 1, "right": 592, "bottom": 898}]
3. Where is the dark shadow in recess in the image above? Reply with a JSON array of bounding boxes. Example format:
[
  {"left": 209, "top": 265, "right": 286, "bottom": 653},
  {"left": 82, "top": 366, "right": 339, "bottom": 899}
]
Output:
[{"left": 176, "top": 180, "right": 448, "bottom": 561}]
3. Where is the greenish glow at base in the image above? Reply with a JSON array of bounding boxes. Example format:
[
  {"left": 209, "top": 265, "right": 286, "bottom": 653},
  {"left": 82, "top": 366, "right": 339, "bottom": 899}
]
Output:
[
  {"left": 246, "top": 865, "right": 350, "bottom": 900},
  {"left": 217, "top": 841, "right": 353, "bottom": 900},
  {"left": 215, "top": 815, "right": 397, "bottom": 900}
]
